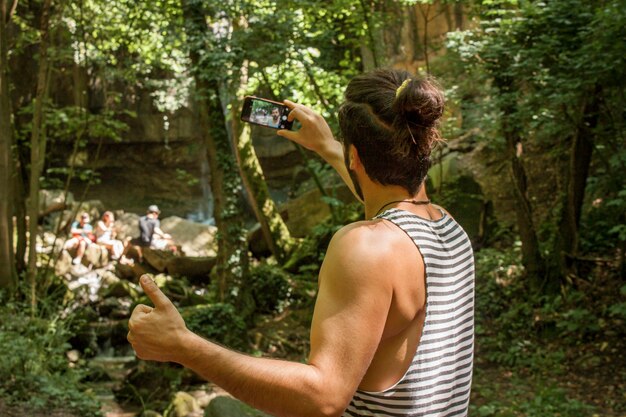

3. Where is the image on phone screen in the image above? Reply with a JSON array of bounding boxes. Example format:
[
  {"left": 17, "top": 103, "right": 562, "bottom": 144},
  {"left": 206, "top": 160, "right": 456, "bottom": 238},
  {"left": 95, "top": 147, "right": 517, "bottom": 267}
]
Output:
[{"left": 241, "top": 96, "right": 293, "bottom": 130}]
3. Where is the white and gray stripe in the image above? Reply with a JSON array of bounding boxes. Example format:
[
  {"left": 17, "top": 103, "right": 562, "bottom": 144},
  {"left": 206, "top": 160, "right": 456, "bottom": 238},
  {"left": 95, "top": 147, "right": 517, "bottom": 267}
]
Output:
[{"left": 343, "top": 209, "right": 475, "bottom": 417}]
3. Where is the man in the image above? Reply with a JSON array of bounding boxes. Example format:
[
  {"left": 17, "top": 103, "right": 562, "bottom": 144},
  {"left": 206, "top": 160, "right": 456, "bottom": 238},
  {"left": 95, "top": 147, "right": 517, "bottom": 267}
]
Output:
[
  {"left": 268, "top": 106, "right": 281, "bottom": 128},
  {"left": 128, "top": 69, "right": 475, "bottom": 416},
  {"left": 138, "top": 205, "right": 175, "bottom": 251},
  {"left": 64, "top": 212, "right": 94, "bottom": 265}
]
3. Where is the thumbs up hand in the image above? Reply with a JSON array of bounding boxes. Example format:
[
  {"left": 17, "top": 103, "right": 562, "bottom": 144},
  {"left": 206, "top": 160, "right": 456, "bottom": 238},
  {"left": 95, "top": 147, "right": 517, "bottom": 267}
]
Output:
[{"left": 127, "top": 275, "right": 189, "bottom": 363}]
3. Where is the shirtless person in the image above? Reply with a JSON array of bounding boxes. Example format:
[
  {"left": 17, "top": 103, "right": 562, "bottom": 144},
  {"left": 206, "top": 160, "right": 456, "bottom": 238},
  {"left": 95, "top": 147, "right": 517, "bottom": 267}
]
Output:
[{"left": 127, "top": 69, "right": 475, "bottom": 416}]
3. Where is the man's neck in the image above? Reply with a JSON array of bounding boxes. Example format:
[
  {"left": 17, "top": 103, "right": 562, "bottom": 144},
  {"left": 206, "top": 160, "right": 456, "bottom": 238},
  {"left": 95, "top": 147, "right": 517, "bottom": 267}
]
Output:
[{"left": 363, "top": 185, "right": 428, "bottom": 219}]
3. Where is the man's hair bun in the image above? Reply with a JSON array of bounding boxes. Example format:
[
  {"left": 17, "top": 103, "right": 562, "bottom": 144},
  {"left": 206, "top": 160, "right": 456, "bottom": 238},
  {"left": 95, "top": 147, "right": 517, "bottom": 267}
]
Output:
[{"left": 392, "top": 77, "right": 445, "bottom": 129}]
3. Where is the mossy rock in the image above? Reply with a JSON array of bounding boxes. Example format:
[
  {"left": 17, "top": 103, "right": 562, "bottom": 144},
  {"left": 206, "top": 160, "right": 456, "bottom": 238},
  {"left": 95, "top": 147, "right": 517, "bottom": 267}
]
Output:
[{"left": 204, "top": 396, "right": 271, "bottom": 417}]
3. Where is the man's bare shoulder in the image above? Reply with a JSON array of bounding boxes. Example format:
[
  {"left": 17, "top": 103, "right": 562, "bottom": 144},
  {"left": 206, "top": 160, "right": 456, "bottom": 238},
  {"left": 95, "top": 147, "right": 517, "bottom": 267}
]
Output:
[{"left": 322, "top": 219, "right": 410, "bottom": 282}]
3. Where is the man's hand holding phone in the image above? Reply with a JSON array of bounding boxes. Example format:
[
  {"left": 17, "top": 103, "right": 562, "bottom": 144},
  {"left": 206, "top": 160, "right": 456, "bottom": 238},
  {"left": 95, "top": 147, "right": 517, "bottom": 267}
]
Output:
[{"left": 276, "top": 100, "right": 338, "bottom": 158}]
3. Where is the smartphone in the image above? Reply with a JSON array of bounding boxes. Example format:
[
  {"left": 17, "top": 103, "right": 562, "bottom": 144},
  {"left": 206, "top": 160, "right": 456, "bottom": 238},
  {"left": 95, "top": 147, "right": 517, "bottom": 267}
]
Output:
[{"left": 240, "top": 96, "right": 293, "bottom": 130}]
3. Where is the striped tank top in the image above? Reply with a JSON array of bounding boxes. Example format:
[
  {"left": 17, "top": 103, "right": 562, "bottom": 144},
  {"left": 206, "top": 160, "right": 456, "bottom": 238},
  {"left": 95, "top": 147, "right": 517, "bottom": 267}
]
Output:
[{"left": 343, "top": 208, "right": 475, "bottom": 417}]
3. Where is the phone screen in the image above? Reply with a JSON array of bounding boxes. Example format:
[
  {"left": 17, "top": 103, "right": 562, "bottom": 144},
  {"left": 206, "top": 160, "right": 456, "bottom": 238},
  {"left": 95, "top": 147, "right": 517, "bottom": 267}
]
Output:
[{"left": 240, "top": 96, "right": 293, "bottom": 130}]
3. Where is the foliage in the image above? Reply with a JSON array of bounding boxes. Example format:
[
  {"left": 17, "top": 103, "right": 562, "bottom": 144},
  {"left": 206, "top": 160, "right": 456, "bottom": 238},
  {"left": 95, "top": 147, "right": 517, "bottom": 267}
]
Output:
[
  {"left": 181, "top": 303, "right": 248, "bottom": 351},
  {"left": 248, "top": 262, "right": 293, "bottom": 314},
  {"left": 114, "top": 361, "right": 183, "bottom": 411},
  {"left": 442, "top": 0, "right": 626, "bottom": 284},
  {"left": 284, "top": 201, "right": 363, "bottom": 276},
  {"left": 474, "top": 245, "right": 624, "bottom": 364},
  {"left": 471, "top": 376, "right": 594, "bottom": 417},
  {"left": 472, "top": 244, "right": 625, "bottom": 415},
  {"left": 0, "top": 292, "right": 101, "bottom": 416}
]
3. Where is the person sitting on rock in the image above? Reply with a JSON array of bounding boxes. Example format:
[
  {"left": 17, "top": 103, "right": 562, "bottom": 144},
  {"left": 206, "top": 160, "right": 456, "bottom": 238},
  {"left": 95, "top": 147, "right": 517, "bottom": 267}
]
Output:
[
  {"left": 95, "top": 211, "right": 125, "bottom": 260},
  {"left": 139, "top": 205, "right": 177, "bottom": 252},
  {"left": 64, "top": 212, "right": 95, "bottom": 265}
]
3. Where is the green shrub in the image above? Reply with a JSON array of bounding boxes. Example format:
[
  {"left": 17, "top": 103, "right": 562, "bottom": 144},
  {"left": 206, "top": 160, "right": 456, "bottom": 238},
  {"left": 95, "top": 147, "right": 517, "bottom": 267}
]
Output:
[
  {"left": 114, "top": 361, "right": 182, "bottom": 410},
  {"left": 0, "top": 297, "right": 101, "bottom": 416},
  {"left": 181, "top": 303, "right": 248, "bottom": 351},
  {"left": 248, "top": 263, "right": 292, "bottom": 314}
]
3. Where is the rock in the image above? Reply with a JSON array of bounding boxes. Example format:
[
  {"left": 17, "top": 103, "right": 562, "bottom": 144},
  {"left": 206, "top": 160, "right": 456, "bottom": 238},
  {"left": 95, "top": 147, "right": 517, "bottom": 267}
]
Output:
[
  {"left": 83, "top": 244, "right": 110, "bottom": 268},
  {"left": 167, "top": 391, "right": 201, "bottom": 417},
  {"left": 248, "top": 184, "right": 356, "bottom": 256},
  {"left": 74, "top": 200, "right": 106, "bottom": 222},
  {"left": 101, "top": 270, "right": 121, "bottom": 286},
  {"left": 115, "top": 262, "right": 155, "bottom": 280},
  {"left": 114, "top": 212, "right": 140, "bottom": 241},
  {"left": 66, "top": 349, "right": 80, "bottom": 362},
  {"left": 189, "top": 390, "right": 215, "bottom": 409},
  {"left": 160, "top": 216, "right": 217, "bottom": 257},
  {"left": 68, "top": 261, "right": 91, "bottom": 278},
  {"left": 39, "top": 189, "right": 74, "bottom": 212},
  {"left": 143, "top": 247, "right": 175, "bottom": 272},
  {"left": 204, "top": 396, "right": 271, "bottom": 417},
  {"left": 279, "top": 184, "right": 356, "bottom": 238},
  {"left": 427, "top": 153, "right": 487, "bottom": 243},
  {"left": 90, "top": 319, "right": 130, "bottom": 355},
  {"left": 55, "top": 249, "right": 73, "bottom": 276},
  {"left": 166, "top": 256, "right": 216, "bottom": 278},
  {"left": 101, "top": 280, "right": 140, "bottom": 299},
  {"left": 50, "top": 209, "right": 77, "bottom": 233},
  {"left": 98, "top": 296, "right": 132, "bottom": 319},
  {"left": 67, "top": 271, "right": 102, "bottom": 301}
]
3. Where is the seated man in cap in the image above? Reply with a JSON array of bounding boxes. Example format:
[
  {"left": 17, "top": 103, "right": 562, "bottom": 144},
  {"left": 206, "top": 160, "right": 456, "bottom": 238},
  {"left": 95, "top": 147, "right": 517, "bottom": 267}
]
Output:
[{"left": 139, "top": 205, "right": 176, "bottom": 251}]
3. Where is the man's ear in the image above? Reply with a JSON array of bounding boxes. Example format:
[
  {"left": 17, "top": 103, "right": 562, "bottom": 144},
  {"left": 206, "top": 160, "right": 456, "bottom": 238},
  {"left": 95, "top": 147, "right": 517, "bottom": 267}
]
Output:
[{"left": 349, "top": 145, "right": 362, "bottom": 170}]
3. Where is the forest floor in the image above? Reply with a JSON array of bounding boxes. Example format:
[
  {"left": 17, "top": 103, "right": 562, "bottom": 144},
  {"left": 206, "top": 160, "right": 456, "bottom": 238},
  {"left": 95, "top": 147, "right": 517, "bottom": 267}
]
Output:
[
  {"left": 1, "top": 307, "right": 624, "bottom": 417},
  {"left": 2, "top": 265, "right": 625, "bottom": 417},
  {"left": 471, "top": 342, "right": 626, "bottom": 417}
]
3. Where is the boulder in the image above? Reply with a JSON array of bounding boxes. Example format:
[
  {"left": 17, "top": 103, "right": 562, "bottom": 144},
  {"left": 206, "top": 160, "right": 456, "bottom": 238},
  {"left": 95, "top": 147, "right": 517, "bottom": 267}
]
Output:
[
  {"left": 83, "top": 244, "right": 110, "bottom": 268},
  {"left": 100, "top": 270, "right": 121, "bottom": 286},
  {"left": 204, "top": 396, "right": 271, "bottom": 417},
  {"left": 55, "top": 249, "right": 73, "bottom": 276},
  {"left": 49, "top": 209, "right": 77, "bottom": 233},
  {"left": 280, "top": 184, "right": 356, "bottom": 237},
  {"left": 39, "top": 189, "right": 74, "bottom": 212},
  {"left": 166, "top": 256, "right": 216, "bottom": 278},
  {"left": 248, "top": 184, "right": 356, "bottom": 255},
  {"left": 160, "top": 216, "right": 218, "bottom": 257},
  {"left": 166, "top": 391, "right": 201, "bottom": 417},
  {"left": 101, "top": 280, "right": 140, "bottom": 299},
  {"left": 143, "top": 247, "right": 175, "bottom": 272},
  {"left": 114, "top": 212, "right": 140, "bottom": 241},
  {"left": 427, "top": 152, "right": 487, "bottom": 243},
  {"left": 69, "top": 200, "right": 106, "bottom": 223},
  {"left": 115, "top": 262, "right": 155, "bottom": 281}
]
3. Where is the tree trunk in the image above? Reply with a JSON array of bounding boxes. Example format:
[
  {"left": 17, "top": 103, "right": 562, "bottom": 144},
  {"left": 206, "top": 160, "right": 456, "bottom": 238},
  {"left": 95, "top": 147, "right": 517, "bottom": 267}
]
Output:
[
  {"left": 26, "top": 0, "right": 52, "bottom": 312},
  {"left": 496, "top": 79, "right": 545, "bottom": 286},
  {"left": 225, "top": 58, "right": 294, "bottom": 264},
  {"left": 232, "top": 120, "right": 295, "bottom": 263},
  {"left": 13, "top": 153, "right": 28, "bottom": 274},
  {"left": 181, "top": 0, "right": 249, "bottom": 302},
  {"left": 553, "top": 88, "right": 600, "bottom": 280},
  {"left": 0, "top": 0, "right": 16, "bottom": 289}
]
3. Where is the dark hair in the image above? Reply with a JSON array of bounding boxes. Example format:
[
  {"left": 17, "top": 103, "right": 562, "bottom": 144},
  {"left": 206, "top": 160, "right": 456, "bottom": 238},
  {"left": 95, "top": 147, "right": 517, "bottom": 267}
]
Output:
[{"left": 338, "top": 68, "right": 444, "bottom": 194}]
